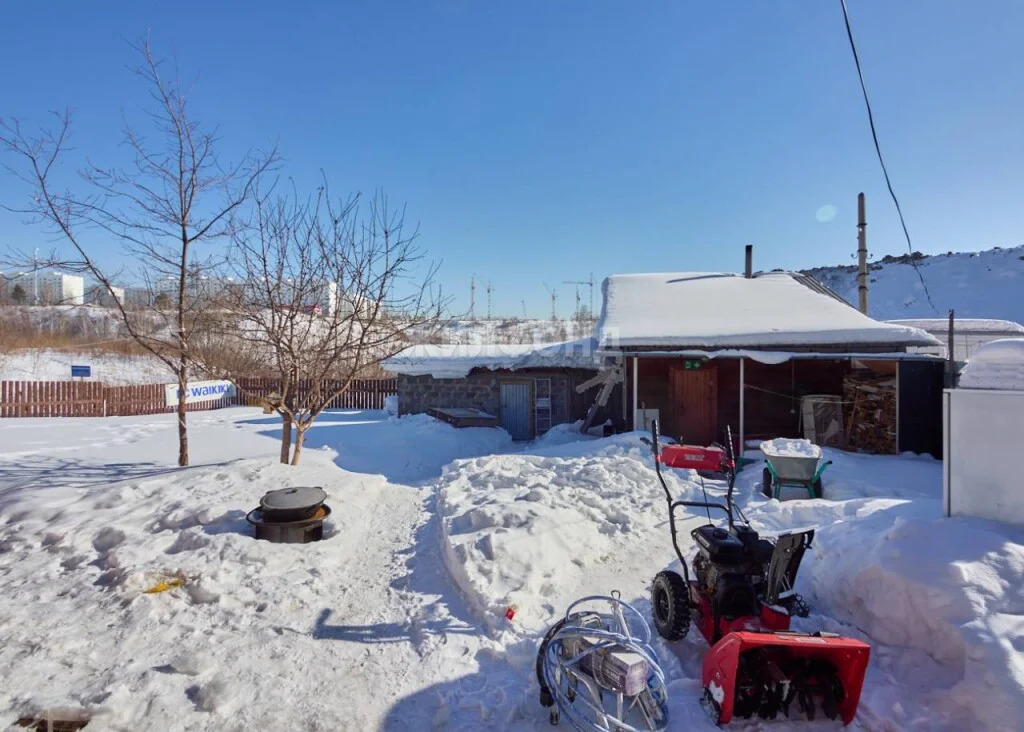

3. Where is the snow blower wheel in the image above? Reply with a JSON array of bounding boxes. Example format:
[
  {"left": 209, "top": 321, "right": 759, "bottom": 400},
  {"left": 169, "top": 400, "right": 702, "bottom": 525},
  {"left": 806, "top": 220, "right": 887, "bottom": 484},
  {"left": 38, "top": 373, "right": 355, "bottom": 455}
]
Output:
[{"left": 651, "top": 570, "right": 690, "bottom": 640}]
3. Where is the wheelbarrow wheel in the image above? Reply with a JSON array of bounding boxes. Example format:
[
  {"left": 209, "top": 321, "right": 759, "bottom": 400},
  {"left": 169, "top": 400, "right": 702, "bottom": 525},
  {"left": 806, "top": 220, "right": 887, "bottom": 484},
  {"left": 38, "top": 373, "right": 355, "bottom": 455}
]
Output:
[
  {"left": 812, "top": 477, "right": 824, "bottom": 498},
  {"left": 762, "top": 467, "right": 774, "bottom": 498}
]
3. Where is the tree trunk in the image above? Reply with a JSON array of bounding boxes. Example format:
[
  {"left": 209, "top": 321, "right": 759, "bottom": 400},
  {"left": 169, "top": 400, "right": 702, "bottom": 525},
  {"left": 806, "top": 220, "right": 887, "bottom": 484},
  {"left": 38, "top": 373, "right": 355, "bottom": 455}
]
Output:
[
  {"left": 176, "top": 353, "right": 189, "bottom": 466},
  {"left": 280, "top": 413, "right": 293, "bottom": 464},
  {"left": 290, "top": 425, "right": 305, "bottom": 466}
]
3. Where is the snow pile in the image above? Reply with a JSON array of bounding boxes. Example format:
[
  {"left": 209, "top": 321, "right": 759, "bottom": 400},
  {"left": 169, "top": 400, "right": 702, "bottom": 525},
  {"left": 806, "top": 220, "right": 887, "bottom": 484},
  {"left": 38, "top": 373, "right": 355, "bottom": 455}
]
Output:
[
  {"left": 740, "top": 448, "right": 1024, "bottom": 730},
  {"left": 803, "top": 513, "right": 1024, "bottom": 731},
  {"left": 759, "top": 437, "right": 821, "bottom": 458},
  {"left": 441, "top": 428, "right": 1024, "bottom": 729},
  {"left": 958, "top": 338, "right": 1024, "bottom": 390},
  {"left": 300, "top": 411, "right": 514, "bottom": 483},
  {"left": 383, "top": 338, "right": 600, "bottom": 378},
  {"left": 438, "top": 433, "right": 697, "bottom": 632},
  {"left": 596, "top": 272, "right": 937, "bottom": 349}
]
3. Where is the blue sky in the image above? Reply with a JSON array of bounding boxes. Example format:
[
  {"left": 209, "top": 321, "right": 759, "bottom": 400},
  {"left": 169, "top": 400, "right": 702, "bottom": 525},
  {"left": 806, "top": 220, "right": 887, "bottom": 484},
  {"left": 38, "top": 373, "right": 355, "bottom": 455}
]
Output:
[{"left": 2, "top": 1, "right": 1022, "bottom": 317}]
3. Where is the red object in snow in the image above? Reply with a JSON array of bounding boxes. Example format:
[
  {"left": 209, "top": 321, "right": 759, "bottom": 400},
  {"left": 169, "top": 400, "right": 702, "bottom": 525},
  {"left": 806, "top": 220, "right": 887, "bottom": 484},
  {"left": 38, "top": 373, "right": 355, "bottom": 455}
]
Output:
[
  {"left": 505, "top": 606, "right": 516, "bottom": 621},
  {"left": 703, "top": 631, "right": 871, "bottom": 725},
  {"left": 658, "top": 444, "right": 733, "bottom": 474}
]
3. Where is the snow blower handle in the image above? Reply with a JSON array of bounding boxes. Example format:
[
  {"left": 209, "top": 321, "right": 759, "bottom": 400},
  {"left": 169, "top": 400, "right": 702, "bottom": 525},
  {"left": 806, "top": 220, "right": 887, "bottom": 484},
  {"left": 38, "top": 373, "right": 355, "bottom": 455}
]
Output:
[{"left": 650, "top": 421, "right": 673, "bottom": 506}]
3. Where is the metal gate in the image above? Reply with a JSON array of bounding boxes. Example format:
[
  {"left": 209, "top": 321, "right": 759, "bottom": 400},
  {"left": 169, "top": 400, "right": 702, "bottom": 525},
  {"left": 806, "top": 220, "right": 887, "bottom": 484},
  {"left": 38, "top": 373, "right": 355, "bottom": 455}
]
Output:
[{"left": 500, "top": 382, "right": 532, "bottom": 440}]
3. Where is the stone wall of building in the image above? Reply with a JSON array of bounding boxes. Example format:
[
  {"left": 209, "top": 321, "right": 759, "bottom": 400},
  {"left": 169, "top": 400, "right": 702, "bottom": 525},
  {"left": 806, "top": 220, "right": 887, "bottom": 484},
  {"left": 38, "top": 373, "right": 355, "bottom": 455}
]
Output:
[
  {"left": 397, "top": 372, "right": 501, "bottom": 417},
  {"left": 396, "top": 368, "right": 604, "bottom": 436}
]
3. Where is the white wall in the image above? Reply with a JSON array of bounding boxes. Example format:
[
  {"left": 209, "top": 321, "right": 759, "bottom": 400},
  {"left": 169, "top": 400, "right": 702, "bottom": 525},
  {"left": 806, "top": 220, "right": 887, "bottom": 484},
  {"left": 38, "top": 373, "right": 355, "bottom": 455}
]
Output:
[{"left": 944, "top": 388, "right": 1024, "bottom": 524}]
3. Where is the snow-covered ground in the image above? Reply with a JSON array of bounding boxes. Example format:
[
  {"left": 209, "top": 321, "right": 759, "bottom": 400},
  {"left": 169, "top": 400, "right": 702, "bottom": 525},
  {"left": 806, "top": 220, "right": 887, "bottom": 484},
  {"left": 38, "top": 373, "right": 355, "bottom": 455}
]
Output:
[
  {"left": 2, "top": 410, "right": 1022, "bottom": 730},
  {"left": 0, "top": 349, "right": 173, "bottom": 385}
]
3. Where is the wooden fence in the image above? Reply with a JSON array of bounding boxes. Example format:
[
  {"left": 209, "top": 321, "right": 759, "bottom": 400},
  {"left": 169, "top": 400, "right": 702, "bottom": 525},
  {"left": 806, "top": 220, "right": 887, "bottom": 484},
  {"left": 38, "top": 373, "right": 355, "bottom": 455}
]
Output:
[
  {"left": 233, "top": 377, "right": 397, "bottom": 411},
  {"left": 0, "top": 378, "right": 397, "bottom": 418}
]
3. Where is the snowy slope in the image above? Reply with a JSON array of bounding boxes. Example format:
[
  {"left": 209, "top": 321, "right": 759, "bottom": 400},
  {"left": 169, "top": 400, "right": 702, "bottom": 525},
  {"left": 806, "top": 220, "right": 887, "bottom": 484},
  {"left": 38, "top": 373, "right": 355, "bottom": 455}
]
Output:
[
  {"left": 0, "top": 349, "right": 173, "bottom": 385},
  {"left": 804, "top": 244, "right": 1024, "bottom": 322}
]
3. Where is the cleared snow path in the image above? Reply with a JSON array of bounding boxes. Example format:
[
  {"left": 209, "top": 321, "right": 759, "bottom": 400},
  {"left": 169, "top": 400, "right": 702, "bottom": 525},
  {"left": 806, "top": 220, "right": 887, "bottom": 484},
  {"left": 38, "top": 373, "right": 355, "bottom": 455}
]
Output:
[{"left": 0, "top": 409, "right": 524, "bottom": 730}]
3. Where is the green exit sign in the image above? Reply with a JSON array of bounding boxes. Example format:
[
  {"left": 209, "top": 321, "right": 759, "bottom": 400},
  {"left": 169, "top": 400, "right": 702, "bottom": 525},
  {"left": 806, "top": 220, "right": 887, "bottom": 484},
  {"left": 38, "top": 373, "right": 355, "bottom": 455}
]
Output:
[{"left": 683, "top": 359, "right": 703, "bottom": 370}]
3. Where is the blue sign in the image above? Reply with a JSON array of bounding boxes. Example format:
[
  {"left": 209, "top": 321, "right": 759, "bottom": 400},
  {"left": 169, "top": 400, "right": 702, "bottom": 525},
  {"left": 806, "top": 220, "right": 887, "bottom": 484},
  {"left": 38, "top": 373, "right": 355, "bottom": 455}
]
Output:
[{"left": 71, "top": 365, "right": 91, "bottom": 378}]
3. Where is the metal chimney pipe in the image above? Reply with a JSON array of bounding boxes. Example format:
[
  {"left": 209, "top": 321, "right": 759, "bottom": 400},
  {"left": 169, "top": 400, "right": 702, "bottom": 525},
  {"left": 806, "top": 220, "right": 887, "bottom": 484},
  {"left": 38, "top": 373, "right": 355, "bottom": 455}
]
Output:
[
  {"left": 744, "top": 245, "right": 753, "bottom": 278},
  {"left": 857, "top": 193, "right": 868, "bottom": 314}
]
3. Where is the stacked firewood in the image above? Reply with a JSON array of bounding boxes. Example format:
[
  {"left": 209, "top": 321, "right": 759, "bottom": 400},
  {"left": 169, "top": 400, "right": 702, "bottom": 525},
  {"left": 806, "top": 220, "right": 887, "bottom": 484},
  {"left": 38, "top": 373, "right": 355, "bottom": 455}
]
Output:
[{"left": 843, "top": 370, "right": 897, "bottom": 453}]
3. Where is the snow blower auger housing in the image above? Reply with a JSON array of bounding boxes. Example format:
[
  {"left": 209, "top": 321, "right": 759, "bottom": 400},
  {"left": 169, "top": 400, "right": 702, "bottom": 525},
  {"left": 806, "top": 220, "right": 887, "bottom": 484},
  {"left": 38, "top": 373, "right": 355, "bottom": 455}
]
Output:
[{"left": 647, "top": 421, "right": 870, "bottom": 726}]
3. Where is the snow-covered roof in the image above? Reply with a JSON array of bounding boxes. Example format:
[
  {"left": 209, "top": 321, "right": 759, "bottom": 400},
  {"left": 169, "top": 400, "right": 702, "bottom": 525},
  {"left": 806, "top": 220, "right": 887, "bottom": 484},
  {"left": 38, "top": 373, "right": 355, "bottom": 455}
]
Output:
[
  {"left": 383, "top": 338, "right": 601, "bottom": 378},
  {"left": 958, "top": 338, "right": 1024, "bottom": 391},
  {"left": 596, "top": 272, "right": 940, "bottom": 349},
  {"left": 887, "top": 318, "right": 1024, "bottom": 334}
]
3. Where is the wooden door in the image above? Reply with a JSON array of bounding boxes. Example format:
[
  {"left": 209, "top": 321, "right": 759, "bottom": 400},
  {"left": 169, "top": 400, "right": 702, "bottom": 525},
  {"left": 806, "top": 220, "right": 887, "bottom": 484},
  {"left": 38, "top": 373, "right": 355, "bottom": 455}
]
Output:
[{"left": 669, "top": 364, "right": 717, "bottom": 445}]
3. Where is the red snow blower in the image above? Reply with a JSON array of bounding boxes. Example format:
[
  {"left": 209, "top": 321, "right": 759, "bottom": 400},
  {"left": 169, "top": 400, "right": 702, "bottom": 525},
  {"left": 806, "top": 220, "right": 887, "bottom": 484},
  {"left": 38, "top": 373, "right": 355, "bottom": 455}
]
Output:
[{"left": 648, "top": 421, "right": 870, "bottom": 725}]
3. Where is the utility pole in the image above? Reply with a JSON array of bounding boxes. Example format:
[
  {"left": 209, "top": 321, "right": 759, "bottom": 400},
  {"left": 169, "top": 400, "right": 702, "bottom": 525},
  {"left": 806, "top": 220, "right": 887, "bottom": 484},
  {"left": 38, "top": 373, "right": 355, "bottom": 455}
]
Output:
[
  {"left": 947, "top": 309, "right": 956, "bottom": 387},
  {"left": 33, "top": 247, "right": 39, "bottom": 305},
  {"left": 486, "top": 281, "right": 493, "bottom": 320},
  {"left": 574, "top": 286, "right": 581, "bottom": 319},
  {"left": 469, "top": 276, "right": 476, "bottom": 320},
  {"left": 521, "top": 300, "right": 528, "bottom": 320},
  {"left": 857, "top": 192, "right": 868, "bottom": 315}
]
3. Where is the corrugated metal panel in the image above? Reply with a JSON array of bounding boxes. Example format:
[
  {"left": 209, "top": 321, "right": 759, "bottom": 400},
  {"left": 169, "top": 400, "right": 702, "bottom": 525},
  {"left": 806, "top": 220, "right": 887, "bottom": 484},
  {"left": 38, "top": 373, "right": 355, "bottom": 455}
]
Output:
[{"left": 500, "top": 382, "right": 531, "bottom": 440}]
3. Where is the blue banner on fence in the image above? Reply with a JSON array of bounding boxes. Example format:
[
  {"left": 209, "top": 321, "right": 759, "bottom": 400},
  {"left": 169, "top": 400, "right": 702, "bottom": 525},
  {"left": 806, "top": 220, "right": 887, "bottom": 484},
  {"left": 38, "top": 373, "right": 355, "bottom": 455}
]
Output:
[{"left": 71, "top": 365, "right": 91, "bottom": 378}]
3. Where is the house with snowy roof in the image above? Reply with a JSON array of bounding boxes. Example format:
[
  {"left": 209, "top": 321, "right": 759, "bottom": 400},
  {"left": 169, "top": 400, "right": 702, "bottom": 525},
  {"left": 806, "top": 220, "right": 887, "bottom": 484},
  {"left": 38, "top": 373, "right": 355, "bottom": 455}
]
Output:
[
  {"left": 597, "top": 270, "right": 945, "bottom": 456},
  {"left": 384, "top": 338, "right": 613, "bottom": 440},
  {"left": 384, "top": 267, "right": 945, "bottom": 453},
  {"left": 886, "top": 318, "right": 1024, "bottom": 361}
]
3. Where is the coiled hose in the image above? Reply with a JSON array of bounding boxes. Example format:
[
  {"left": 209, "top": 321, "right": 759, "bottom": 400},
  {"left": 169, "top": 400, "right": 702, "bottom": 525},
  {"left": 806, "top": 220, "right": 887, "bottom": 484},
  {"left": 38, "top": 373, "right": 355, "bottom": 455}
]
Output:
[{"left": 536, "top": 593, "right": 669, "bottom": 731}]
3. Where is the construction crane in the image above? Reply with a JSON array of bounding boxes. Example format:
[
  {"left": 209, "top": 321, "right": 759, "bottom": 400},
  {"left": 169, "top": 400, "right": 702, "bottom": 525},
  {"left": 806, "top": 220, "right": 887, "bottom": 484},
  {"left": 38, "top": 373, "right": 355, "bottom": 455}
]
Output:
[
  {"left": 471, "top": 274, "right": 494, "bottom": 319},
  {"left": 562, "top": 273, "right": 595, "bottom": 318},
  {"left": 542, "top": 282, "right": 558, "bottom": 321}
]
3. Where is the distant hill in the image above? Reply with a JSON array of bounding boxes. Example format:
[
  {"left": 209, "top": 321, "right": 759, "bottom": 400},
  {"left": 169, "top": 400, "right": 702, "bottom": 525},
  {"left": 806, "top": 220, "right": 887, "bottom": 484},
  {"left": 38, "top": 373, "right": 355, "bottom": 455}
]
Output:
[{"left": 802, "top": 245, "right": 1024, "bottom": 324}]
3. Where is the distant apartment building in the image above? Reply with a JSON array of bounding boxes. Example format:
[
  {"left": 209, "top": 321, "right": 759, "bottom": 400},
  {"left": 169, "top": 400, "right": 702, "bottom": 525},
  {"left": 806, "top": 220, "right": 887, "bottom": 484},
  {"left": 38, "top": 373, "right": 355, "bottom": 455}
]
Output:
[
  {"left": 85, "top": 283, "right": 125, "bottom": 307},
  {"left": 1, "top": 270, "right": 84, "bottom": 305},
  {"left": 40, "top": 272, "right": 85, "bottom": 305}
]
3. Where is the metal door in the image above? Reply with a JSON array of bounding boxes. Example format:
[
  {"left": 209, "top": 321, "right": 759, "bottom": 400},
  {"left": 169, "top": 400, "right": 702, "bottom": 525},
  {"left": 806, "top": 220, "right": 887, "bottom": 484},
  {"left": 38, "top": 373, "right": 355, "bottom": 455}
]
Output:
[{"left": 500, "top": 382, "right": 532, "bottom": 440}]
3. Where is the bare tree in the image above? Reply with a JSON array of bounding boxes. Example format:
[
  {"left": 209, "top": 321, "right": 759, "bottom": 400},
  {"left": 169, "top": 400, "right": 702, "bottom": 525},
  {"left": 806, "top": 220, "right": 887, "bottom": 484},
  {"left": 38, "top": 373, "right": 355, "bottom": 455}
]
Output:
[
  {"left": 0, "top": 39, "right": 277, "bottom": 466},
  {"left": 217, "top": 184, "right": 445, "bottom": 465}
]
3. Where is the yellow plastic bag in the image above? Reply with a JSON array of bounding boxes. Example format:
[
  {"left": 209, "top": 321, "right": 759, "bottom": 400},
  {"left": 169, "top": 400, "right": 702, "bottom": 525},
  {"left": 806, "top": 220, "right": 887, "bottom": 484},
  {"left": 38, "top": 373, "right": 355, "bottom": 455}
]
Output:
[{"left": 144, "top": 574, "right": 187, "bottom": 594}]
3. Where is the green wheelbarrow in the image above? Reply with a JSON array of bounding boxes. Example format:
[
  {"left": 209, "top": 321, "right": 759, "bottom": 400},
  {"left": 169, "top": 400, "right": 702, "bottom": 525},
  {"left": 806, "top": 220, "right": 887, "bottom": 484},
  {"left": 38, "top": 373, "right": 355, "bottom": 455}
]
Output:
[{"left": 759, "top": 438, "right": 832, "bottom": 499}]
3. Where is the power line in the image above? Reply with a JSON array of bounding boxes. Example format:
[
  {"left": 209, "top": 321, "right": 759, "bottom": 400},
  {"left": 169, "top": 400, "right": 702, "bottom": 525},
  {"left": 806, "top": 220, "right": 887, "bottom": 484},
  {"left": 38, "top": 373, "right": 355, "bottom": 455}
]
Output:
[{"left": 838, "top": 0, "right": 937, "bottom": 313}]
